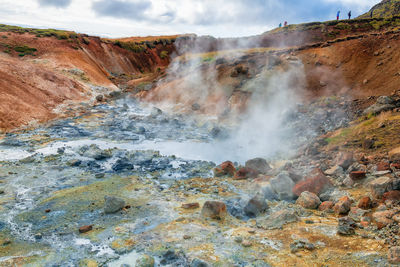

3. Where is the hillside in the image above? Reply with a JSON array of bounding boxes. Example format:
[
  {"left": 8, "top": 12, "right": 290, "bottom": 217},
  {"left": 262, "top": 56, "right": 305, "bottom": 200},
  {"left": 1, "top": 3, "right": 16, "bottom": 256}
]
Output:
[{"left": 358, "top": 0, "right": 400, "bottom": 18}]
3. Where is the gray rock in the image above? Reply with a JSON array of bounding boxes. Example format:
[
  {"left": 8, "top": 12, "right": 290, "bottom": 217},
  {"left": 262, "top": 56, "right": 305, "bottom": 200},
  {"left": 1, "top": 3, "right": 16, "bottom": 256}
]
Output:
[
  {"left": 337, "top": 217, "right": 356, "bottom": 235},
  {"left": 269, "top": 172, "right": 295, "bottom": 201},
  {"left": 257, "top": 209, "right": 299, "bottom": 230},
  {"left": 104, "top": 196, "right": 125, "bottom": 214},
  {"left": 319, "top": 188, "right": 350, "bottom": 202},
  {"left": 79, "top": 144, "right": 112, "bottom": 160},
  {"left": 190, "top": 258, "right": 210, "bottom": 267},
  {"left": 150, "top": 107, "right": 163, "bottom": 117},
  {"left": 245, "top": 158, "right": 271, "bottom": 174},
  {"left": 369, "top": 176, "right": 393, "bottom": 198},
  {"left": 96, "top": 94, "right": 104, "bottom": 102},
  {"left": 244, "top": 194, "right": 268, "bottom": 217},
  {"left": 363, "top": 104, "right": 395, "bottom": 116},
  {"left": 324, "top": 165, "right": 344, "bottom": 177},
  {"left": 290, "top": 239, "right": 315, "bottom": 253},
  {"left": 376, "top": 96, "right": 395, "bottom": 105},
  {"left": 259, "top": 184, "right": 278, "bottom": 201},
  {"left": 135, "top": 254, "right": 155, "bottom": 267}
]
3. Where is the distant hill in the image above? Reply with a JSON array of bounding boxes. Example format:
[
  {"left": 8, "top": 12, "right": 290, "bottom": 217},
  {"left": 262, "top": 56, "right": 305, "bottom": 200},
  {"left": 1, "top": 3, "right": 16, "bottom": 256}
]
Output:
[{"left": 358, "top": 0, "right": 400, "bottom": 18}]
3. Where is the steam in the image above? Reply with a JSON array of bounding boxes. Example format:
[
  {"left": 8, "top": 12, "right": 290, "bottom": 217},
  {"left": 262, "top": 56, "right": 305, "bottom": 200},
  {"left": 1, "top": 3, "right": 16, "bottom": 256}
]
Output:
[{"left": 143, "top": 36, "right": 308, "bottom": 163}]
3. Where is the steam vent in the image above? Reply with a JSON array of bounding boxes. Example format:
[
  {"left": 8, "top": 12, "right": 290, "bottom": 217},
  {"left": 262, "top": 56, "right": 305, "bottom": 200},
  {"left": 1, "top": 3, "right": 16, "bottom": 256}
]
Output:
[{"left": 1, "top": 0, "right": 400, "bottom": 266}]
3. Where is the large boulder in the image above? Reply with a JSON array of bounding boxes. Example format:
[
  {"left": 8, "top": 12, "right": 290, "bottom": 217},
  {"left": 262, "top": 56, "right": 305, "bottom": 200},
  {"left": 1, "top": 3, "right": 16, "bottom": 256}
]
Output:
[
  {"left": 257, "top": 209, "right": 299, "bottom": 230},
  {"left": 201, "top": 201, "right": 227, "bottom": 220},
  {"left": 214, "top": 161, "right": 236, "bottom": 177},
  {"left": 296, "top": 191, "right": 321, "bottom": 209},
  {"left": 370, "top": 176, "right": 393, "bottom": 198},
  {"left": 245, "top": 158, "right": 271, "bottom": 174},
  {"left": 234, "top": 167, "right": 259, "bottom": 180},
  {"left": 335, "top": 152, "right": 354, "bottom": 170},
  {"left": 243, "top": 194, "right": 268, "bottom": 217},
  {"left": 269, "top": 172, "right": 295, "bottom": 201},
  {"left": 337, "top": 217, "right": 356, "bottom": 235},
  {"left": 333, "top": 196, "right": 352, "bottom": 215},
  {"left": 292, "top": 171, "right": 332, "bottom": 197}
]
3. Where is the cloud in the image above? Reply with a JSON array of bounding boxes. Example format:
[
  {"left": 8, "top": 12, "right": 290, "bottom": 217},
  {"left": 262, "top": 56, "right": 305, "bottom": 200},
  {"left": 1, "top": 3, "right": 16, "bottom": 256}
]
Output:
[
  {"left": 92, "top": 0, "right": 153, "bottom": 21},
  {"left": 38, "top": 0, "right": 72, "bottom": 8}
]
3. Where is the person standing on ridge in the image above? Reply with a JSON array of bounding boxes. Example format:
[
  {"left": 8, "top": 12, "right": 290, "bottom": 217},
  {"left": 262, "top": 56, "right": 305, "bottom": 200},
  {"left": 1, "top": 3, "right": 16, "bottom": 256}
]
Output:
[
  {"left": 284, "top": 21, "right": 288, "bottom": 27},
  {"left": 348, "top": 11, "right": 351, "bottom": 19},
  {"left": 279, "top": 23, "right": 282, "bottom": 28},
  {"left": 337, "top": 10, "right": 340, "bottom": 20}
]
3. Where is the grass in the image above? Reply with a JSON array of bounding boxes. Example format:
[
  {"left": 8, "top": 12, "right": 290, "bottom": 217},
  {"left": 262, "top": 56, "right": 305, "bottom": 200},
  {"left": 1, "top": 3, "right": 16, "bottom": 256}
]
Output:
[
  {"left": 0, "top": 24, "right": 78, "bottom": 40},
  {"left": 13, "top": 45, "right": 37, "bottom": 56},
  {"left": 160, "top": 50, "right": 168, "bottom": 59}
]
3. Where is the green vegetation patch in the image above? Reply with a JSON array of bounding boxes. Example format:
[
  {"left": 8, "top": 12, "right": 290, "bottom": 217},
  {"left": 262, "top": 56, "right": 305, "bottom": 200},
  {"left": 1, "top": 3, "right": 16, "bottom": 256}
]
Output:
[{"left": 14, "top": 45, "right": 37, "bottom": 56}]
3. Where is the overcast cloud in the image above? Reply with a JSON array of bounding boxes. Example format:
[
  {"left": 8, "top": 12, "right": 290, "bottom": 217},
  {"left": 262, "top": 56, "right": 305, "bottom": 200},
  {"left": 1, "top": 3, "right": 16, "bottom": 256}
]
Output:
[{"left": 0, "top": 0, "right": 381, "bottom": 38}]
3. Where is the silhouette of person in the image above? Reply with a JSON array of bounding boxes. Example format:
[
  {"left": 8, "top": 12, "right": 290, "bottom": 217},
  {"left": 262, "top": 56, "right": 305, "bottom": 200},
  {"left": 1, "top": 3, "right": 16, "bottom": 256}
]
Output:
[
  {"left": 284, "top": 21, "right": 288, "bottom": 27},
  {"left": 348, "top": 11, "right": 351, "bottom": 19},
  {"left": 370, "top": 10, "right": 373, "bottom": 18},
  {"left": 337, "top": 11, "right": 340, "bottom": 20},
  {"left": 279, "top": 23, "right": 282, "bottom": 28}
]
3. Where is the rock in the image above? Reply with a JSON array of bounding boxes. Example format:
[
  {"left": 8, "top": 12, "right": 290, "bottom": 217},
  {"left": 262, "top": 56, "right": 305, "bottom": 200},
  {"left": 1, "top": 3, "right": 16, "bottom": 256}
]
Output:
[
  {"left": 370, "top": 176, "right": 393, "bottom": 198},
  {"left": 319, "top": 188, "right": 349, "bottom": 202},
  {"left": 388, "top": 247, "right": 400, "bottom": 264},
  {"left": 357, "top": 196, "right": 372, "bottom": 210},
  {"left": 389, "top": 147, "right": 400, "bottom": 163},
  {"left": 201, "top": 201, "right": 227, "bottom": 220},
  {"left": 259, "top": 184, "right": 278, "bottom": 201},
  {"left": 363, "top": 138, "right": 375, "bottom": 149},
  {"left": 104, "top": 196, "right": 125, "bottom": 214},
  {"left": 0, "top": 189, "right": 4, "bottom": 195},
  {"left": 234, "top": 236, "right": 243, "bottom": 243},
  {"left": 79, "top": 144, "right": 112, "bottom": 160},
  {"left": 343, "top": 177, "right": 354, "bottom": 188},
  {"left": 376, "top": 96, "right": 395, "bottom": 105},
  {"left": 135, "top": 255, "right": 155, "bottom": 267},
  {"left": 109, "top": 90, "right": 122, "bottom": 98},
  {"left": 234, "top": 167, "right": 259, "bottom": 180},
  {"left": 364, "top": 103, "right": 396, "bottom": 115},
  {"left": 383, "top": 191, "right": 400, "bottom": 202},
  {"left": 319, "top": 201, "right": 334, "bottom": 211},
  {"left": 269, "top": 172, "right": 295, "bottom": 201},
  {"left": 333, "top": 196, "right": 352, "bottom": 215},
  {"left": 335, "top": 152, "right": 354, "bottom": 170},
  {"left": 2, "top": 239, "right": 11, "bottom": 246},
  {"left": 34, "top": 233, "right": 43, "bottom": 240},
  {"left": 292, "top": 171, "right": 332, "bottom": 197},
  {"left": 243, "top": 194, "right": 268, "bottom": 217},
  {"left": 96, "top": 94, "right": 104, "bottom": 102},
  {"left": 67, "top": 159, "right": 82, "bottom": 167},
  {"left": 257, "top": 209, "right": 299, "bottom": 230},
  {"left": 190, "top": 258, "right": 210, "bottom": 267},
  {"left": 245, "top": 158, "right": 271, "bottom": 174},
  {"left": 214, "top": 161, "right": 236, "bottom": 177},
  {"left": 373, "top": 210, "right": 395, "bottom": 229},
  {"left": 191, "top": 103, "right": 200, "bottom": 111},
  {"left": 296, "top": 191, "right": 321, "bottom": 209},
  {"left": 324, "top": 165, "right": 344, "bottom": 177},
  {"left": 337, "top": 217, "right": 356, "bottom": 235},
  {"left": 377, "top": 162, "right": 391, "bottom": 172},
  {"left": 241, "top": 240, "right": 252, "bottom": 247},
  {"left": 373, "top": 170, "right": 391, "bottom": 176},
  {"left": 150, "top": 107, "right": 163, "bottom": 117},
  {"left": 112, "top": 158, "right": 134, "bottom": 172},
  {"left": 349, "top": 171, "right": 366, "bottom": 181},
  {"left": 182, "top": 203, "right": 200, "bottom": 209},
  {"left": 79, "top": 225, "right": 93, "bottom": 233},
  {"left": 348, "top": 207, "right": 367, "bottom": 222},
  {"left": 290, "top": 239, "right": 315, "bottom": 253}
]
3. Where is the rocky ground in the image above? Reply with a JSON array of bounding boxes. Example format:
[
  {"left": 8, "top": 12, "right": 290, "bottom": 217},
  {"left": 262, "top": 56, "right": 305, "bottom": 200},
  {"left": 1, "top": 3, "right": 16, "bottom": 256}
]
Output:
[{"left": 1, "top": 90, "right": 400, "bottom": 266}]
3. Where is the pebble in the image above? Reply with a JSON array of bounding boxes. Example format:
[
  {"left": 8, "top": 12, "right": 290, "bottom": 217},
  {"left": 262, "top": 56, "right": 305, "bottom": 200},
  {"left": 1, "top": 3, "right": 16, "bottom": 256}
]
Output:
[
  {"left": 241, "top": 240, "right": 252, "bottom": 247},
  {"left": 79, "top": 225, "right": 93, "bottom": 233},
  {"left": 234, "top": 236, "right": 243, "bottom": 243}
]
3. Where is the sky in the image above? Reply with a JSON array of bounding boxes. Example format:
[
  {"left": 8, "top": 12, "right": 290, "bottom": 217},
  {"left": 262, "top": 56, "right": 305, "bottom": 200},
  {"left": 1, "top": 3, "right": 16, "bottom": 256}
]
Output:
[{"left": 0, "top": 0, "right": 381, "bottom": 38}]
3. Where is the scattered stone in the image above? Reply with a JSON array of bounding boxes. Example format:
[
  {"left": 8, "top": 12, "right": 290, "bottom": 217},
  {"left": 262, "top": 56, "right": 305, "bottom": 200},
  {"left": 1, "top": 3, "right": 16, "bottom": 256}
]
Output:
[
  {"left": 95, "top": 94, "right": 104, "bottom": 102},
  {"left": 150, "top": 107, "right": 163, "bottom": 117},
  {"left": 373, "top": 210, "right": 395, "bottom": 229},
  {"left": 95, "top": 173, "right": 105, "bottom": 179},
  {"left": 191, "top": 103, "right": 200, "bottom": 111},
  {"left": 201, "top": 201, "right": 227, "bottom": 220},
  {"left": 377, "top": 96, "right": 395, "bottom": 105},
  {"left": 258, "top": 209, "right": 299, "bottom": 230},
  {"left": 45, "top": 209, "right": 51, "bottom": 213},
  {"left": 319, "top": 201, "right": 334, "bottom": 211},
  {"left": 357, "top": 196, "right": 372, "bottom": 210},
  {"left": 190, "top": 258, "right": 210, "bottom": 267},
  {"left": 135, "top": 254, "right": 155, "bottom": 267},
  {"left": 343, "top": 177, "right": 354, "bottom": 188},
  {"left": 324, "top": 165, "right": 344, "bottom": 177},
  {"left": 182, "top": 203, "right": 200, "bottom": 209},
  {"left": 363, "top": 138, "right": 375, "bottom": 149},
  {"left": 0, "top": 189, "right": 4, "bottom": 195},
  {"left": 270, "top": 172, "right": 295, "bottom": 200},
  {"left": 389, "top": 147, "right": 400, "bottom": 163},
  {"left": 244, "top": 194, "right": 268, "bottom": 217},
  {"left": 292, "top": 171, "right": 332, "bottom": 197},
  {"left": 79, "top": 225, "right": 93, "bottom": 233},
  {"left": 333, "top": 196, "right": 352, "bottom": 215},
  {"left": 104, "top": 196, "right": 126, "bottom": 214},
  {"left": 335, "top": 152, "right": 354, "bottom": 170},
  {"left": 2, "top": 239, "right": 11, "bottom": 246},
  {"left": 296, "top": 191, "right": 321, "bottom": 209},
  {"left": 373, "top": 170, "right": 392, "bottom": 176},
  {"left": 337, "top": 217, "right": 356, "bottom": 236},
  {"left": 241, "top": 240, "right": 252, "bottom": 247},
  {"left": 349, "top": 171, "right": 366, "bottom": 181},
  {"left": 214, "top": 161, "right": 236, "bottom": 177},
  {"left": 319, "top": 188, "right": 349, "bottom": 202},
  {"left": 234, "top": 167, "right": 259, "bottom": 180},
  {"left": 34, "top": 233, "right": 43, "bottom": 240},
  {"left": 290, "top": 239, "right": 315, "bottom": 253},
  {"left": 183, "top": 235, "right": 191, "bottom": 240},
  {"left": 388, "top": 247, "right": 400, "bottom": 264},
  {"left": 234, "top": 236, "right": 243, "bottom": 243},
  {"left": 348, "top": 207, "right": 367, "bottom": 222},
  {"left": 377, "top": 162, "right": 391, "bottom": 172},
  {"left": 67, "top": 159, "right": 81, "bottom": 167},
  {"left": 245, "top": 158, "right": 271, "bottom": 174},
  {"left": 383, "top": 191, "right": 400, "bottom": 202},
  {"left": 370, "top": 176, "right": 393, "bottom": 198}
]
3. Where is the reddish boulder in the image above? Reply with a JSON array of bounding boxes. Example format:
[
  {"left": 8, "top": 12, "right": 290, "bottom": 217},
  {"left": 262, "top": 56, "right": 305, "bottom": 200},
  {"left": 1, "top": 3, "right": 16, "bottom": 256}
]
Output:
[
  {"left": 319, "top": 201, "right": 334, "bottom": 211},
  {"left": 335, "top": 152, "right": 354, "bottom": 170},
  {"left": 214, "top": 161, "right": 236, "bottom": 177},
  {"left": 333, "top": 196, "right": 352, "bottom": 215},
  {"left": 349, "top": 171, "right": 366, "bottom": 181},
  {"left": 79, "top": 225, "right": 93, "bottom": 233},
  {"left": 201, "top": 201, "right": 227, "bottom": 220},
  {"left": 296, "top": 191, "right": 321, "bottom": 209},
  {"left": 377, "top": 162, "right": 391, "bottom": 171},
  {"left": 383, "top": 191, "right": 400, "bottom": 202},
  {"left": 373, "top": 210, "right": 395, "bottom": 229},
  {"left": 391, "top": 163, "right": 400, "bottom": 170},
  {"left": 357, "top": 196, "right": 372, "bottom": 210},
  {"left": 292, "top": 171, "right": 332, "bottom": 197},
  {"left": 234, "top": 167, "right": 259, "bottom": 180}
]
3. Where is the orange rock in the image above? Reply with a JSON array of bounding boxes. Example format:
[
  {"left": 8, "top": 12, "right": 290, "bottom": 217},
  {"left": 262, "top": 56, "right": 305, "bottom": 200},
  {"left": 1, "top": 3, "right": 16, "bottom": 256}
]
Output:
[
  {"left": 201, "top": 201, "right": 227, "bottom": 220},
  {"left": 383, "top": 191, "right": 400, "bottom": 202},
  {"left": 214, "top": 161, "right": 236, "bottom": 177},
  {"left": 357, "top": 196, "right": 372, "bottom": 210},
  {"left": 319, "top": 201, "right": 334, "bottom": 211},
  {"left": 333, "top": 196, "right": 352, "bottom": 215},
  {"left": 292, "top": 171, "right": 332, "bottom": 197},
  {"left": 234, "top": 167, "right": 259, "bottom": 180},
  {"left": 181, "top": 202, "right": 200, "bottom": 209},
  {"left": 377, "top": 162, "right": 390, "bottom": 171},
  {"left": 79, "top": 225, "right": 93, "bottom": 233}
]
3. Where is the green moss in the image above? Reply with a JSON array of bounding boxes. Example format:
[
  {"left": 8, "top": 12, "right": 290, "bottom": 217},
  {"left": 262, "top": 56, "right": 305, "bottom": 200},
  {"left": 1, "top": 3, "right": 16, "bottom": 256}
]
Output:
[
  {"left": 160, "top": 50, "right": 168, "bottom": 59},
  {"left": 14, "top": 45, "right": 37, "bottom": 55},
  {"left": 325, "top": 128, "right": 352, "bottom": 144},
  {"left": 334, "top": 22, "right": 352, "bottom": 30}
]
